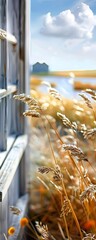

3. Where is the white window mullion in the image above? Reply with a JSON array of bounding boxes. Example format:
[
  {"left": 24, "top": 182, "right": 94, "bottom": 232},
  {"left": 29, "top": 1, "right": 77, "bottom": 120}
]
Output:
[
  {"left": 0, "top": 1, "right": 29, "bottom": 239},
  {"left": 0, "top": 1, "right": 7, "bottom": 151},
  {"left": 0, "top": 98, "right": 7, "bottom": 151}
]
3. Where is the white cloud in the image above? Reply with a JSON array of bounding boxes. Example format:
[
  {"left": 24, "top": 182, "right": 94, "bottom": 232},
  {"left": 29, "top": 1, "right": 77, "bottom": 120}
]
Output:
[
  {"left": 40, "top": 2, "right": 96, "bottom": 39},
  {"left": 30, "top": 35, "right": 96, "bottom": 70},
  {"left": 83, "top": 42, "right": 96, "bottom": 57}
]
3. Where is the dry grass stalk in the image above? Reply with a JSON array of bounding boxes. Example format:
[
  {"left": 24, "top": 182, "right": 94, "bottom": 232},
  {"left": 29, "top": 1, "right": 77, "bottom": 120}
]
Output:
[
  {"left": 9, "top": 206, "right": 21, "bottom": 215},
  {"left": 23, "top": 110, "right": 40, "bottom": 118},
  {"left": 60, "top": 197, "right": 72, "bottom": 217},
  {"left": 84, "top": 89, "right": 96, "bottom": 97},
  {"left": 38, "top": 165, "right": 63, "bottom": 182},
  {"left": 49, "top": 87, "right": 62, "bottom": 100},
  {"left": 38, "top": 166, "right": 54, "bottom": 174},
  {"left": 13, "top": 94, "right": 39, "bottom": 107},
  {"left": 80, "top": 184, "right": 96, "bottom": 202},
  {"left": 14, "top": 94, "right": 42, "bottom": 118},
  {"left": 3, "top": 234, "right": 8, "bottom": 240},
  {"left": 35, "top": 221, "right": 50, "bottom": 240},
  {"left": 83, "top": 128, "right": 96, "bottom": 139},
  {"left": 53, "top": 165, "right": 63, "bottom": 181},
  {"left": 41, "top": 81, "right": 51, "bottom": 88},
  {"left": 58, "top": 223, "right": 66, "bottom": 240},
  {"left": 92, "top": 96, "right": 96, "bottom": 101},
  {"left": 57, "top": 112, "right": 89, "bottom": 135},
  {"left": 57, "top": 112, "right": 72, "bottom": 128},
  {"left": 79, "top": 93, "right": 93, "bottom": 109},
  {"left": 62, "top": 144, "right": 88, "bottom": 162},
  {"left": 82, "top": 236, "right": 96, "bottom": 240},
  {"left": 13, "top": 87, "right": 96, "bottom": 239},
  {"left": 82, "top": 231, "right": 96, "bottom": 240}
]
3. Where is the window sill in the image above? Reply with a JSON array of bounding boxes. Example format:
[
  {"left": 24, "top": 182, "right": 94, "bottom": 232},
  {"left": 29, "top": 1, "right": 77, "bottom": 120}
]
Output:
[
  {"left": 0, "top": 135, "right": 27, "bottom": 202},
  {"left": 0, "top": 85, "right": 17, "bottom": 99},
  {"left": 0, "top": 136, "right": 15, "bottom": 168}
]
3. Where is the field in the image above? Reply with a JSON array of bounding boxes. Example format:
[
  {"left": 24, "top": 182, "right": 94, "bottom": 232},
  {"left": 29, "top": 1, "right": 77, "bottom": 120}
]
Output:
[
  {"left": 10, "top": 82, "right": 96, "bottom": 240},
  {"left": 33, "top": 70, "right": 96, "bottom": 78},
  {"left": 51, "top": 70, "right": 96, "bottom": 78}
]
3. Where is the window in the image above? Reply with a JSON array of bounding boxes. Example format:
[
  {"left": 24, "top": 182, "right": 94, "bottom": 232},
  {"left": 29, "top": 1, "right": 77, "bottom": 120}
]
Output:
[{"left": 0, "top": 0, "right": 30, "bottom": 238}]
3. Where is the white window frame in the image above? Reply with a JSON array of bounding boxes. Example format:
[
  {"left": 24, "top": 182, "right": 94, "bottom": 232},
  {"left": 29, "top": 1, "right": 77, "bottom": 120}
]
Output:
[{"left": 0, "top": 0, "right": 30, "bottom": 239}]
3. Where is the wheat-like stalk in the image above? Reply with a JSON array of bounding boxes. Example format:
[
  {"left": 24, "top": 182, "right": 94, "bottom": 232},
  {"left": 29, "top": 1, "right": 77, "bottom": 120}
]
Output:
[
  {"left": 60, "top": 197, "right": 72, "bottom": 217},
  {"left": 83, "top": 128, "right": 96, "bottom": 139},
  {"left": 80, "top": 184, "right": 96, "bottom": 202},
  {"left": 38, "top": 165, "right": 63, "bottom": 181},
  {"left": 13, "top": 88, "right": 96, "bottom": 239},
  {"left": 62, "top": 144, "right": 88, "bottom": 162},
  {"left": 84, "top": 89, "right": 96, "bottom": 96},
  {"left": 82, "top": 230, "right": 96, "bottom": 240},
  {"left": 57, "top": 112, "right": 72, "bottom": 128},
  {"left": 38, "top": 166, "right": 54, "bottom": 174},
  {"left": 49, "top": 87, "right": 62, "bottom": 100},
  {"left": 35, "top": 221, "right": 50, "bottom": 240},
  {"left": 79, "top": 93, "right": 93, "bottom": 109},
  {"left": 23, "top": 110, "right": 41, "bottom": 118}
]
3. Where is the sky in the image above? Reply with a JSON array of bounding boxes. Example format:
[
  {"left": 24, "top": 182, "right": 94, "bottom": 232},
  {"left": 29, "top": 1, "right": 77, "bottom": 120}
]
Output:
[{"left": 30, "top": 0, "right": 96, "bottom": 71}]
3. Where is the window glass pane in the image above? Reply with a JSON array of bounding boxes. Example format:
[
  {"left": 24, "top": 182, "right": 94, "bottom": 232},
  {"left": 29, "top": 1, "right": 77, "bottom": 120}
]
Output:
[{"left": 6, "top": 0, "right": 19, "bottom": 136}]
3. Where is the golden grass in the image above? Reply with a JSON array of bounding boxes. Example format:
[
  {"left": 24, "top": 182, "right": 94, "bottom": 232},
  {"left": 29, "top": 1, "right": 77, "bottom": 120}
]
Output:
[
  {"left": 74, "top": 81, "right": 96, "bottom": 90},
  {"left": 30, "top": 76, "right": 57, "bottom": 88},
  {"left": 30, "top": 76, "right": 96, "bottom": 128},
  {"left": 50, "top": 70, "right": 96, "bottom": 78},
  {"left": 12, "top": 83, "right": 96, "bottom": 240},
  {"left": 31, "top": 69, "right": 96, "bottom": 78},
  {"left": 30, "top": 77, "right": 42, "bottom": 86},
  {"left": 30, "top": 88, "right": 96, "bottom": 128}
]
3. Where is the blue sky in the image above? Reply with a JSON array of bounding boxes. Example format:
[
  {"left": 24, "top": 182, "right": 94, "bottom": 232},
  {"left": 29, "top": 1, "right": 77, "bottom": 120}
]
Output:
[{"left": 30, "top": 0, "right": 96, "bottom": 71}]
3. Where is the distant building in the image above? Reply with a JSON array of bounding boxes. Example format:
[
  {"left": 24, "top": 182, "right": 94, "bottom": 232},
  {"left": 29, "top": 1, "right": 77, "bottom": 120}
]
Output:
[{"left": 32, "top": 62, "right": 49, "bottom": 73}]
